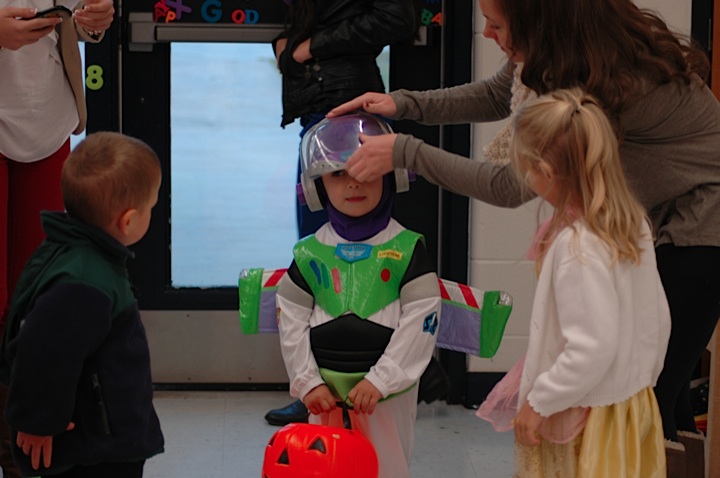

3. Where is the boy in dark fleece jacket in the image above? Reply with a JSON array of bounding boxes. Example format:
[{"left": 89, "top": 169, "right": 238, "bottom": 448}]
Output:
[{"left": 1, "top": 132, "right": 164, "bottom": 477}]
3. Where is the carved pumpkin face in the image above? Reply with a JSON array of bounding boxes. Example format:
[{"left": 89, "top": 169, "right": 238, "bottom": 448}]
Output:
[{"left": 262, "top": 423, "right": 378, "bottom": 478}]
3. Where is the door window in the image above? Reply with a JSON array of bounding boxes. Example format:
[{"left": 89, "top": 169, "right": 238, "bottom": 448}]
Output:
[
  {"left": 170, "top": 43, "right": 299, "bottom": 287},
  {"left": 169, "top": 43, "right": 389, "bottom": 287}
]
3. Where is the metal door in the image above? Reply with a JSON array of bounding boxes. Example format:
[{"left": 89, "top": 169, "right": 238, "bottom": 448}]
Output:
[{"left": 84, "top": 0, "right": 471, "bottom": 390}]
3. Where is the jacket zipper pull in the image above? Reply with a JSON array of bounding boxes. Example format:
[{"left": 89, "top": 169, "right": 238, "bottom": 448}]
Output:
[{"left": 91, "top": 373, "right": 112, "bottom": 435}]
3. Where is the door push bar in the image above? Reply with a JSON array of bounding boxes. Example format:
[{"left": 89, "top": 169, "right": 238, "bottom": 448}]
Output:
[
  {"left": 128, "top": 12, "right": 429, "bottom": 52},
  {"left": 128, "top": 12, "right": 284, "bottom": 52}
]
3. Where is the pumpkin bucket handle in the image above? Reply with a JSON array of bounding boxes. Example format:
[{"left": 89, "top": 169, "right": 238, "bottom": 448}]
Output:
[{"left": 339, "top": 401, "right": 352, "bottom": 430}]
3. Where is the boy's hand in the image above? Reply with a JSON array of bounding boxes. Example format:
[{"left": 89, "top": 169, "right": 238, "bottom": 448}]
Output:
[
  {"left": 514, "top": 403, "right": 543, "bottom": 447},
  {"left": 17, "top": 422, "right": 75, "bottom": 470},
  {"left": 302, "top": 385, "right": 337, "bottom": 415},
  {"left": 348, "top": 379, "right": 382, "bottom": 415}
]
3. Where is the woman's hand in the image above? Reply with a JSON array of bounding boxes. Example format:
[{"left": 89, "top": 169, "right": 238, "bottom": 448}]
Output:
[
  {"left": 327, "top": 92, "right": 397, "bottom": 118},
  {"left": 0, "top": 7, "right": 60, "bottom": 50},
  {"left": 292, "top": 38, "right": 312, "bottom": 63},
  {"left": 73, "top": 0, "right": 114, "bottom": 36},
  {"left": 514, "top": 402, "right": 543, "bottom": 447},
  {"left": 345, "top": 133, "right": 398, "bottom": 183}
]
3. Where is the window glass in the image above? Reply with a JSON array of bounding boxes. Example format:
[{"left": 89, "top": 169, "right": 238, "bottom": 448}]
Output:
[
  {"left": 170, "top": 43, "right": 389, "bottom": 287},
  {"left": 171, "top": 43, "right": 299, "bottom": 287}
]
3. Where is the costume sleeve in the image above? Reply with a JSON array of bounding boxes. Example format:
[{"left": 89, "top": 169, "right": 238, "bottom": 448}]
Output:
[
  {"left": 276, "top": 262, "right": 325, "bottom": 401},
  {"left": 5, "top": 283, "right": 112, "bottom": 436},
  {"left": 390, "top": 62, "right": 515, "bottom": 125},
  {"left": 526, "top": 234, "right": 620, "bottom": 416},
  {"left": 309, "top": 0, "right": 415, "bottom": 59},
  {"left": 364, "top": 241, "right": 442, "bottom": 397}
]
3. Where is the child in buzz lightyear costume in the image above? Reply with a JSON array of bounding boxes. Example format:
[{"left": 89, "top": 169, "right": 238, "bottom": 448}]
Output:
[{"left": 276, "top": 113, "right": 441, "bottom": 478}]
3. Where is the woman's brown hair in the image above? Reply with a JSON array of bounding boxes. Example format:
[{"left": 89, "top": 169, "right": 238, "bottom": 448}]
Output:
[{"left": 500, "top": 0, "right": 709, "bottom": 119}]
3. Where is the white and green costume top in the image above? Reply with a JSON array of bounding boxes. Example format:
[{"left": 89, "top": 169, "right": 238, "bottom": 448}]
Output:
[
  {"left": 294, "top": 228, "right": 418, "bottom": 319},
  {"left": 277, "top": 219, "right": 442, "bottom": 402}
]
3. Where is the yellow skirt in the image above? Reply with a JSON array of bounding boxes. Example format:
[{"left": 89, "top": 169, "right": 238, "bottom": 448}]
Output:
[{"left": 514, "top": 387, "right": 666, "bottom": 478}]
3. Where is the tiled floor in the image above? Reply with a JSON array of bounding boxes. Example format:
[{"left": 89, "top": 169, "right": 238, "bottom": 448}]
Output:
[{"left": 143, "top": 391, "right": 515, "bottom": 478}]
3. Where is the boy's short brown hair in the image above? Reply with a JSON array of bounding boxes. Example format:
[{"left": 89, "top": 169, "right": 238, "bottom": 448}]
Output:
[{"left": 62, "top": 132, "right": 161, "bottom": 228}]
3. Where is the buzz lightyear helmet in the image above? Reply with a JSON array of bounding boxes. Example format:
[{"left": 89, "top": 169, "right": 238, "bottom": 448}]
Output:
[{"left": 298, "top": 112, "right": 411, "bottom": 212}]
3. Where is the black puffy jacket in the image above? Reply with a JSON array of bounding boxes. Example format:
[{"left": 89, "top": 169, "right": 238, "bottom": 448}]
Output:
[{"left": 275, "top": 0, "right": 415, "bottom": 127}]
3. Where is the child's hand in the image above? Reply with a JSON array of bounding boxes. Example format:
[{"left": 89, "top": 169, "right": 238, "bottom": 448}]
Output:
[
  {"left": 514, "top": 403, "right": 543, "bottom": 447},
  {"left": 16, "top": 422, "right": 75, "bottom": 470},
  {"left": 302, "top": 385, "right": 337, "bottom": 415},
  {"left": 348, "top": 379, "right": 382, "bottom": 415}
]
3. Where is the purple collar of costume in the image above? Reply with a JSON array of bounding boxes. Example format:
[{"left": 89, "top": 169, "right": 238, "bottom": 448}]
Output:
[{"left": 327, "top": 175, "right": 394, "bottom": 242}]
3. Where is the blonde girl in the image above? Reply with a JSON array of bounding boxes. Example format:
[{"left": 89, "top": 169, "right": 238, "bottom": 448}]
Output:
[{"left": 501, "top": 88, "right": 671, "bottom": 477}]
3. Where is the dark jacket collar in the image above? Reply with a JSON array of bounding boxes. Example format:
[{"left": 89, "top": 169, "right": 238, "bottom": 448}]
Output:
[{"left": 41, "top": 211, "right": 134, "bottom": 263}]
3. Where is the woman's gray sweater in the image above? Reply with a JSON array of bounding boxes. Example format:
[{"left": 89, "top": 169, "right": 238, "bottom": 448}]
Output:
[{"left": 390, "top": 61, "right": 720, "bottom": 247}]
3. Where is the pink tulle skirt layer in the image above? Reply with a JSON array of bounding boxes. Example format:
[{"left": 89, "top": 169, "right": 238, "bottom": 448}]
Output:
[{"left": 476, "top": 356, "right": 590, "bottom": 444}]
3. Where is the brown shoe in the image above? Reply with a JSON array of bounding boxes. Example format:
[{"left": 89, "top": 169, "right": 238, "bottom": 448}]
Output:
[
  {"left": 677, "top": 431, "right": 705, "bottom": 478},
  {"left": 665, "top": 439, "right": 687, "bottom": 478}
]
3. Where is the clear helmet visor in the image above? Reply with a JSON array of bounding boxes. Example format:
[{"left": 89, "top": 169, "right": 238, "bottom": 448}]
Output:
[{"left": 300, "top": 112, "right": 393, "bottom": 180}]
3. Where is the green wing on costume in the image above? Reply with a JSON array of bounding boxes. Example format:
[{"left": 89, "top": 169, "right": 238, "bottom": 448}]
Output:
[{"left": 238, "top": 268, "right": 512, "bottom": 358}]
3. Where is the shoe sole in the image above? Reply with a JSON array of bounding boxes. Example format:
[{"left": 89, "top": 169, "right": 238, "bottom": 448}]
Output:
[{"left": 264, "top": 415, "right": 309, "bottom": 426}]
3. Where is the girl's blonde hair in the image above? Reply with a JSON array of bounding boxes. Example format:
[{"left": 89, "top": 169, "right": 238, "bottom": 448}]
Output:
[{"left": 510, "top": 88, "right": 647, "bottom": 272}]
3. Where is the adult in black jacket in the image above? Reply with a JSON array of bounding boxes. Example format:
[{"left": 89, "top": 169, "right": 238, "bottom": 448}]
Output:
[{"left": 274, "top": 0, "right": 415, "bottom": 128}]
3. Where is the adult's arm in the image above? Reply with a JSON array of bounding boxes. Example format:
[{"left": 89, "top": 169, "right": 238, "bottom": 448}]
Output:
[
  {"left": 340, "top": 62, "right": 527, "bottom": 206},
  {"left": 394, "top": 133, "right": 533, "bottom": 207},
  {"left": 310, "top": 0, "right": 415, "bottom": 59},
  {"left": 390, "top": 61, "right": 515, "bottom": 125},
  {"left": 330, "top": 62, "right": 515, "bottom": 124}
]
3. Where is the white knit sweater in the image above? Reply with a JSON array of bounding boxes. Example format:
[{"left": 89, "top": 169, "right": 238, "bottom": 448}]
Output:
[{"left": 519, "top": 220, "right": 671, "bottom": 417}]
